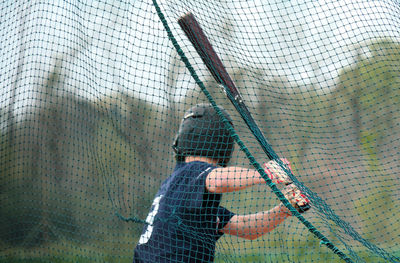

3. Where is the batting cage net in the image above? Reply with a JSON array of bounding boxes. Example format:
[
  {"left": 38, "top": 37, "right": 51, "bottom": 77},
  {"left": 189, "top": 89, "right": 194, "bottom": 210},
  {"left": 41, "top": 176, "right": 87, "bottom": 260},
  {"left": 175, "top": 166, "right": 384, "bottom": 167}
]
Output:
[{"left": 1, "top": 0, "right": 399, "bottom": 262}]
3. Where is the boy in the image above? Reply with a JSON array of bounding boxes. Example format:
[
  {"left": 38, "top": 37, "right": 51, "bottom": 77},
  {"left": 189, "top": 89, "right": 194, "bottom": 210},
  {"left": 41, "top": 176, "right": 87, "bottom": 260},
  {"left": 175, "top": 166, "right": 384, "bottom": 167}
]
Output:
[{"left": 133, "top": 103, "right": 309, "bottom": 262}]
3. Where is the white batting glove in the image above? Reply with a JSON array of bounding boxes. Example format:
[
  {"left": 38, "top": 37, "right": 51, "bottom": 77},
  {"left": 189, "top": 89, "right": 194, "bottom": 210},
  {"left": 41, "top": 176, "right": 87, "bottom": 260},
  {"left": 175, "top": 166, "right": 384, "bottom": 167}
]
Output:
[
  {"left": 282, "top": 183, "right": 310, "bottom": 214},
  {"left": 263, "top": 158, "right": 293, "bottom": 185}
]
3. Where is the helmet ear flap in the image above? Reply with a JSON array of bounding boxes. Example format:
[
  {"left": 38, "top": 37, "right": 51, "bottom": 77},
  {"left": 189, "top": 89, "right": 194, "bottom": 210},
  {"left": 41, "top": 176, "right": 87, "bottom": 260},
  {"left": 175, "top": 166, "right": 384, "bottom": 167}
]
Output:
[
  {"left": 172, "top": 134, "right": 179, "bottom": 154},
  {"left": 172, "top": 135, "right": 185, "bottom": 162}
]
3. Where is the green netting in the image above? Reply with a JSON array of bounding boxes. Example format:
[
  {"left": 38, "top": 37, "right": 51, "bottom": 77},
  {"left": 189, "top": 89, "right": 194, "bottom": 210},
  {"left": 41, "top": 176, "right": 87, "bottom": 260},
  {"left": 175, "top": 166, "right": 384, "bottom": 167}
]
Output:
[{"left": 1, "top": 0, "right": 399, "bottom": 262}]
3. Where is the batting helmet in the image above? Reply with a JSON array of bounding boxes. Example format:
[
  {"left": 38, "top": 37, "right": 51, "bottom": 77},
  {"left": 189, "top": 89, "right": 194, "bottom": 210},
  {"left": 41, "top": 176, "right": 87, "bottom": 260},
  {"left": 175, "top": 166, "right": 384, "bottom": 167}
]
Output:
[{"left": 172, "top": 103, "right": 234, "bottom": 167}]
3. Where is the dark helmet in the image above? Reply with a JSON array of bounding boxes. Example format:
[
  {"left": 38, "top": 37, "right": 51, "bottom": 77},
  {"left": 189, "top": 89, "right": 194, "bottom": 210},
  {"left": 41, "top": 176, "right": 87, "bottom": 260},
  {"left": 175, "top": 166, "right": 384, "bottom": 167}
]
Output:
[{"left": 172, "top": 103, "right": 234, "bottom": 167}]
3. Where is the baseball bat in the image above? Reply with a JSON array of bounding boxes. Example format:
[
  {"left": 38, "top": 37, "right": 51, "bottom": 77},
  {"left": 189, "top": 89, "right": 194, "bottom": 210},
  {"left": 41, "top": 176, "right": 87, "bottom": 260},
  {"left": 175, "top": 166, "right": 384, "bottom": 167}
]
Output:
[{"left": 178, "top": 12, "right": 278, "bottom": 162}]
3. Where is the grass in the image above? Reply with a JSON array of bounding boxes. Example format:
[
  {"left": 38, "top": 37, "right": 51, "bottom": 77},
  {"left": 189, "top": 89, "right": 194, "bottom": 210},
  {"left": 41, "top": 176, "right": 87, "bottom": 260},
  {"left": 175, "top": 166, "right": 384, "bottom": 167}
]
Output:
[{"left": 1, "top": 236, "right": 399, "bottom": 263}]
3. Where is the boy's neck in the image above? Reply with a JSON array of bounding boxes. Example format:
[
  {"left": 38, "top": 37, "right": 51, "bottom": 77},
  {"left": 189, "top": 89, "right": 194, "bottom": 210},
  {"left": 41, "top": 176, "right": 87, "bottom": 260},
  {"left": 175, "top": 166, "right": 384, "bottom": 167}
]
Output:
[{"left": 185, "top": 156, "right": 219, "bottom": 166}]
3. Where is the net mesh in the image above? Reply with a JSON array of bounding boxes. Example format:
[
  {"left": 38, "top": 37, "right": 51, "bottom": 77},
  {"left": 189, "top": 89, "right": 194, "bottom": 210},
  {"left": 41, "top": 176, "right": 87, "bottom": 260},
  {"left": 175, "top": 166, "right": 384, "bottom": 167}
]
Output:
[{"left": 1, "top": 0, "right": 399, "bottom": 262}]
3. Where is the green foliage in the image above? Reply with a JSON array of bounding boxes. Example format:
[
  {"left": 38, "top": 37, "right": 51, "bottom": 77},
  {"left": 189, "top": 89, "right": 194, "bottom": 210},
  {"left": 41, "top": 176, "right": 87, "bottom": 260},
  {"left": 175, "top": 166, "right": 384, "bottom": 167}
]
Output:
[
  {"left": 0, "top": 91, "right": 161, "bottom": 249},
  {"left": 336, "top": 39, "right": 400, "bottom": 247}
]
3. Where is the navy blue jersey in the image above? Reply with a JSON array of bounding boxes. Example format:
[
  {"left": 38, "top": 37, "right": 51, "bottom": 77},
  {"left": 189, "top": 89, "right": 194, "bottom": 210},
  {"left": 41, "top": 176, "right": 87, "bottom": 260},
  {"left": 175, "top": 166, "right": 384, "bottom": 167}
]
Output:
[{"left": 133, "top": 161, "right": 234, "bottom": 262}]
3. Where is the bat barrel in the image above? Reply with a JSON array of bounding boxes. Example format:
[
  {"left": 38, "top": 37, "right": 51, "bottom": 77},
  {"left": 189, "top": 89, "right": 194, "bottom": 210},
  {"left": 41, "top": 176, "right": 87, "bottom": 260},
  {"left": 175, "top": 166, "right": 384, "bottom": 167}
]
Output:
[{"left": 178, "top": 13, "right": 239, "bottom": 98}]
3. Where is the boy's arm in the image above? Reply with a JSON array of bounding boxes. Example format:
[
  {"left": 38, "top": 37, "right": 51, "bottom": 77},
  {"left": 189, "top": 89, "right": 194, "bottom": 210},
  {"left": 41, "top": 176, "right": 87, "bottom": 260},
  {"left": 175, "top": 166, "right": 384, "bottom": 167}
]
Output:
[
  {"left": 206, "top": 159, "right": 293, "bottom": 193},
  {"left": 205, "top": 166, "right": 264, "bottom": 193},
  {"left": 219, "top": 183, "right": 310, "bottom": 240},
  {"left": 220, "top": 204, "right": 290, "bottom": 240}
]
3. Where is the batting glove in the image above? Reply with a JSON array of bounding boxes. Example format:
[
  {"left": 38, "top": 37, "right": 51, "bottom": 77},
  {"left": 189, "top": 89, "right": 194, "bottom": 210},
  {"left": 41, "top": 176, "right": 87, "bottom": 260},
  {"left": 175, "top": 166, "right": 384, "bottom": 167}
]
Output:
[
  {"left": 282, "top": 183, "right": 310, "bottom": 214},
  {"left": 263, "top": 158, "right": 293, "bottom": 185}
]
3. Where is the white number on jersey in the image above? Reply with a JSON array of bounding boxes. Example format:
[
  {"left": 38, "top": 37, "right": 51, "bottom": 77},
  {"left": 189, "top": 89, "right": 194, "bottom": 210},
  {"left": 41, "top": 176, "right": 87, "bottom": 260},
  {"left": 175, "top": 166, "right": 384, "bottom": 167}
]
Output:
[{"left": 138, "top": 195, "right": 163, "bottom": 245}]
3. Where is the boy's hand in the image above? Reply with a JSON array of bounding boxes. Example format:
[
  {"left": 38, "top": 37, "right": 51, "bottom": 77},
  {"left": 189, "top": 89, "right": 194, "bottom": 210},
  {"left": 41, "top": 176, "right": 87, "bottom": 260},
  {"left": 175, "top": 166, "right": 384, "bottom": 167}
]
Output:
[
  {"left": 263, "top": 158, "right": 293, "bottom": 185},
  {"left": 282, "top": 183, "right": 310, "bottom": 214}
]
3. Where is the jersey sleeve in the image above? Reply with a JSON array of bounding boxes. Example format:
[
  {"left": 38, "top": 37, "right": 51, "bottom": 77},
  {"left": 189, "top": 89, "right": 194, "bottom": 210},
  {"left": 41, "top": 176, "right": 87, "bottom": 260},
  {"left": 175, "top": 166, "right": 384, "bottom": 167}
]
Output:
[
  {"left": 185, "top": 162, "right": 218, "bottom": 211},
  {"left": 216, "top": 206, "right": 235, "bottom": 230},
  {"left": 215, "top": 206, "right": 235, "bottom": 240}
]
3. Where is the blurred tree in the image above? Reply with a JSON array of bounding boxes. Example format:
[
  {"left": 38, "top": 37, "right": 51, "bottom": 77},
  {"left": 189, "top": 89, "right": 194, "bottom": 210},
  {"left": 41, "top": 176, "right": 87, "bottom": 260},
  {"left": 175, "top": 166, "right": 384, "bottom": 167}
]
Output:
[
  {"left": 332, "top": 39, "right": 400, "bottom": 157},
  {"left": 332, "top": 39, "right": 400, "bottom": 244},
  {"left": 95, "top": 92, "right": 161, "bottom": 220}
]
